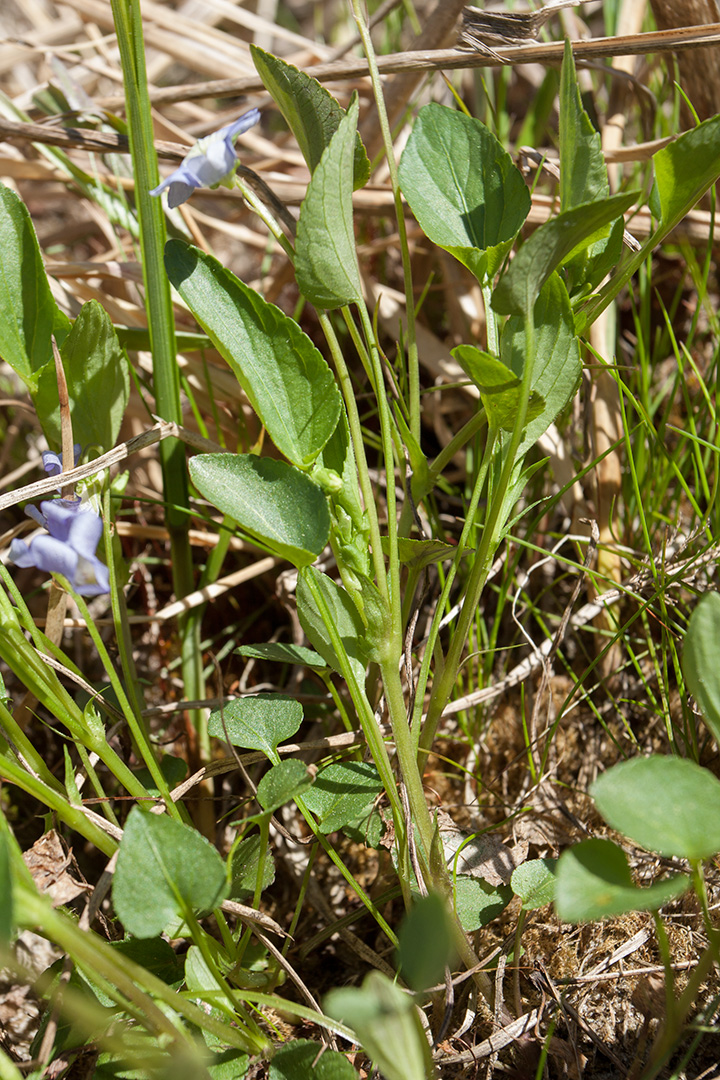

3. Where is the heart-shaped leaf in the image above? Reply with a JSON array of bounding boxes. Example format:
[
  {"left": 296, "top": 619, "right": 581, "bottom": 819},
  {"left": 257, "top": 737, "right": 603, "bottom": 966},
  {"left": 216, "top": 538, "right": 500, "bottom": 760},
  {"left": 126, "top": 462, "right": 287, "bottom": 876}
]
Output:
[
  {"left": 113, "top": 808, "right": 228, "bottom": 938},
  {"left": 398, "top": 102, "right": 530, "bottom": 281},
  {"left": 208, "top": 693, "right": 304, "bottom": 764},
  {"left": 256, "top": 759, "right": 313, "bottom": 813},
  {"left": 511, "top": 859, "right": 557, "bottom": 910}
]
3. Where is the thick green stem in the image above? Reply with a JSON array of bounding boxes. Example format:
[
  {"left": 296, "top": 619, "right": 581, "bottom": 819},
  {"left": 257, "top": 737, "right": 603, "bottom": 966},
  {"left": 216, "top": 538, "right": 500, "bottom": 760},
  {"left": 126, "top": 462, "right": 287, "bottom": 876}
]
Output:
[{"left": 318, "top": 312, "right": 389, "bottom": 600}]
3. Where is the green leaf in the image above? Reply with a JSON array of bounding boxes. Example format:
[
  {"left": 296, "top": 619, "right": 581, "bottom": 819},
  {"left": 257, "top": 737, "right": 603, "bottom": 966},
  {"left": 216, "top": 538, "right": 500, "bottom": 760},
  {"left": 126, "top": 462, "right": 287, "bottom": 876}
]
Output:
[
  {"left": 301, "top": 761, "right": 383, "bottom": 834},
  {"left": 500, "top": 273, "right": 582, "bottom": 453},
  {"left": 511, "top": 859, "right": 557, "bottom": 910},
  {"left": 559, "top": 40, "right": 609, "bottom": 210},
  {"left": 190, "top": 454, "right": 330, "bottom": 567},
  {"left": 453, "top": 876, "right": 513, "bottom": 932},
  {"left": 208, "top": 1050, "right": 250, "bottom": 1080},
  {"left": 492, "top": 191, "right": 636, "bottom": 317},
  {"left": 654, "top": 113, "right": 720, "bottom": 233},
  {"left": 398, "top": 102, "right": 530, "bottom": 281},
  {"left": 591, "top": 755, "right": 720, "bottom": 860},
  {"left": 269, "top": 1039, "right": 358, "bottom": 1080},
  {"left": 325, "top": 972, "right": 434, "bottom": 1080},
  {"left": 256, "top": 759, "right": 313, "bottom": 813},
  {"left": 396, "top": 893, "right": 453, "bottom": 992},
  {"left": 251, "top": 46, "right": 370, "bottom": 189},
  {"left": 207, "top": 693, "right": 304, "bottom": 763},
  {"left": 295, "top": 94, "right": 363, "bottom": 309},
  {"left": 296, "top": 565, "right": 368, "bottom": 683},
  {"left": 165, "top": 241, "right": 341, "bottom": 466},
  {"left": 558, "top": 39, "right": 621, "bottom": 296},
  {"left": 236, "top": 642, "right": 327, "bottom": 669},
  {"left": 229, "top": 833, "right": 275, "bottom": 901},
  {"left": 555, "top": 838, "right": 689, "bottom": 923},
  {"left": 385, "top": 536, "right": 462, "bottom": 570},
  {"left": 111, "top": 936, "right": 185, "bottom": 986},
  {"left": 113, "top": 807, "right": 228, "bottom": 938},
  {"left": 35, "top": 300, "right": 129, "bottom": 451},
  {"left": 682, "top": 591, "right": 720, "bottom": 745},
  {"left": 452, "top": 345, "right": 545, "bottom": 432},
  {"left": 0, "top": 832, "right": 12, "bottom": 946},
  {"left": 0, "top": 181, "right": 70, "bottom": 389}
]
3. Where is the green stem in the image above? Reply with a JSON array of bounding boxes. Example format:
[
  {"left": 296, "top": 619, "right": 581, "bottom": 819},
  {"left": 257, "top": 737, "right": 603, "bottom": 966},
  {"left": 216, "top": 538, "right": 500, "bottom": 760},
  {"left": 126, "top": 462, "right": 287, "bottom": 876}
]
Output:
[
  {"left": 356, "top": 298, "right": 401, "bottom": 635},
  {"left": 318, "top": 311, "right": 389, "bottom": 600},
  {"left": 420, "top": 311, "right": 535, "bottom": 753},
  {"left": 350, "top": 0, "right": 420, "bottom": 440},
  {"left": 110, "top": 0, "right": 205, "bottom": 766},
  {"left": 19, "top": 884, "right": 267, "bottom": 1054},
  {"left": 0, "top": 742, "right": 116, "bottom": 856},
  {"left": 410, "top": 428, "right": 497, "bottom": 749}
]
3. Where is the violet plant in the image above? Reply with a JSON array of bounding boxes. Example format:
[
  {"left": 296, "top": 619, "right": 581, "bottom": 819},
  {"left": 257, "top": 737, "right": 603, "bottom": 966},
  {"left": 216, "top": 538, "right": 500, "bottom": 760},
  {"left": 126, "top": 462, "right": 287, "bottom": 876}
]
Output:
[{"left": 0, "top": 10, "right": 720, "bottom": 1080}]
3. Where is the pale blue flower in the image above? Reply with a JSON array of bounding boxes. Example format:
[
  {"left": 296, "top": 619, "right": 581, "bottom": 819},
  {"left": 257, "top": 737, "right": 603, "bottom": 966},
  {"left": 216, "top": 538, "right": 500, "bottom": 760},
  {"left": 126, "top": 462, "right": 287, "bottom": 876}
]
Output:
[
  {"left": 9, "top": 499, "right": 109, "bottom": 596},
  {"left": 150, "top": 109, "right": 261, "bottom": 209},
  {"left": 42, "top": 445, "right": 81, "bottom": 480}
]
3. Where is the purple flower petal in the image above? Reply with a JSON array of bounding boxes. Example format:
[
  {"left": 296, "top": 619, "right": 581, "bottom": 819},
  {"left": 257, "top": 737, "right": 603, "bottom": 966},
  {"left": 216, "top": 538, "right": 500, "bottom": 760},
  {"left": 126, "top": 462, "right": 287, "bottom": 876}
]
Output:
[
  {"left": 10, "top": 498, "right": 110, "bottom": 596},
  {"left": 150, "top": 108, "right": 260, "bottom": 208}
]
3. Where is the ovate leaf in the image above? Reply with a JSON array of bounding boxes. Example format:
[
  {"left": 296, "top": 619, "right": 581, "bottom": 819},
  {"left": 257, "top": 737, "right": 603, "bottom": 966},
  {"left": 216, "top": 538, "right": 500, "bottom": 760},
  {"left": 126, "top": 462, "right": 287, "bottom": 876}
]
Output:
[
  {"left": 36, "top": 299, "right": 129, "bottom": 451},
  {"left": 251, "top": 46, "right": 369, "bottom": 189},
  {"left": 0, "top": 181, "right": 70, "bottom": 388},
  {"left": 591, "top": 755, "right": 720, "bottom": 860},
  {"left": 207, "top": 693, "right": 303, "bottom": 763},
  {"left": 190, "top": 454, "right": 330, "bottom": 567},
  {"left": 453, "top": 876, "right": 512, "bottom": 932},
  {"left": 682, "top": 591, "right": 720, "bottom": 745},
  {"left": 398, "top": 102, "right": 530, "bottom": 281},
  {"left": 256, "top": 759, "right": 313, "bottom": 814},
  {"left": 301, "top": 761, "right": 383, "bottom": 834},
  {"left": 113, "top": 808, "right": 228, "bottom": 938},
  {"left": 295, "top": 94, "right": 363, "bottom": 309},
  {"left": 165, "top": 241, "right": 341, "bottom": 466},
  {"left": 555, "top": 838, "right": 689, "bottom": 923}
]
